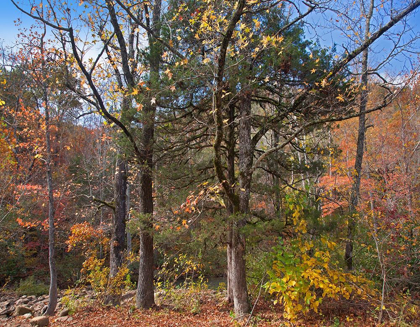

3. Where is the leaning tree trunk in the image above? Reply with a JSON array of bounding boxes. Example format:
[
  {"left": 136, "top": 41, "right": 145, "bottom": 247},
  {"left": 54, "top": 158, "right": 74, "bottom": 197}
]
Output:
[
  {"left": 345, "top": 0, "right": 374, "bottom": 271},
  {"left": 136, "top": 0, "right": 162, "bottom": 309}
]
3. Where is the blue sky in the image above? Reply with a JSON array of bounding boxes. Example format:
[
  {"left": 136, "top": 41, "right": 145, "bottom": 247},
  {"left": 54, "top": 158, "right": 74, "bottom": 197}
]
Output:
[
  {"left": 0, "top": 1, "right": 30, "bottom": 45},
  {"left": 1, "top": 0, "right": 419, "bottom": 74}
]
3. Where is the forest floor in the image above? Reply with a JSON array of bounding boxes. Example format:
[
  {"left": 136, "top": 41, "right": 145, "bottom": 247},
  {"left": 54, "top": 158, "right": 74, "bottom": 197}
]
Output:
[{"left": 3, "top": 289, "right": 419, "bottom": 326}]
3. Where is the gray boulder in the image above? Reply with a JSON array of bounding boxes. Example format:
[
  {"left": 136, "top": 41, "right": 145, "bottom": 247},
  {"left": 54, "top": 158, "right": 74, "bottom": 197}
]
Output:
[
  {"left": 30, "top": 316, "right": 49, "bottom": 327},
  {"left": 58, "top": 308, "right": 69, "bottom": 317},
  {"left": 14, "top": 305, "right": 33, "bottom": 316}
]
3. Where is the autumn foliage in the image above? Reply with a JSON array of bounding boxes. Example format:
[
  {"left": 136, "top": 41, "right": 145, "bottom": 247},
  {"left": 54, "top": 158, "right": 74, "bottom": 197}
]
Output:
[{"left": 1, "top": 0, "right": 420, "bottom": 325}]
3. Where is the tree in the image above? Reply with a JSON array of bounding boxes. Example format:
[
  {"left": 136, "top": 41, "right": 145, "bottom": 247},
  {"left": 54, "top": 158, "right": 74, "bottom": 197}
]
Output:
[
  {"left": 164, "top": 0, "right": 420, "bottom": 317},
  {"left": 319, "top": 77, "right": 420, "bottom": 321},
  {"left": 1, "top": 21, "right": 86, "bottom": 312},
  {"left": 11, "top": 0, "right": 168, "bottom": 308},
  {"left": 38, "top": 24, "right": 58, "bottom": 316},
  {"left": 11, "top": 0, "right": 420, "bottom": 318},
  {"left": 330, "top": 0, "right": 420, "bottom": 271}
]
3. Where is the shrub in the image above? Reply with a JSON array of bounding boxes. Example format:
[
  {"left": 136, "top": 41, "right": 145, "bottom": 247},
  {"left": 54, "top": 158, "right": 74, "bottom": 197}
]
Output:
[
  {"left": 263, "top": 195, "right": 372, "bottom": 320},
  {"left": 15, "top": 275, "right": 49, "bottom": 296},
  {"left": 265, "top": 238, "right": 369, "bottom": 319}
]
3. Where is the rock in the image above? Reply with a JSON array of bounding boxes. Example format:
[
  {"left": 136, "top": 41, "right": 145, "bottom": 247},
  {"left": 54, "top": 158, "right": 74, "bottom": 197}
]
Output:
[
  {"left": 33, "top": 303, "right": 44, "bottom": 313},
  {"left": 16, "top": 298, "right": 30, "bottom": 305},
  {"left": 56, "top": 316, "right": 73, "bottom": 322},
  {"left": 58, "top": 309, "right": 69, "bottom": 317},
  {"left": 23, "top": 312, "right": 33, "bottom": 318},
  {"left": 0, "top": 307, "right": 13, "bottom": 316},
  {"left": 14, "top": 306, "right": 33, "bottom": 316},
  {"left": 30, "top": 316, "right": 49, "bottom": 327},
  {"left": 41, "top": 305, "right": 48, "bottom": 315}
]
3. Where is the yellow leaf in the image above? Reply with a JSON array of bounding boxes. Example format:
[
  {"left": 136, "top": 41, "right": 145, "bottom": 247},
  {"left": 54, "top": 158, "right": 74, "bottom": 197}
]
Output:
[
  {"left": 253, "top": 18, "right": 260, "bottom": 29},
  {"left": 165, "top": 68, "right": 173, "bottom": 80},
  {"left": 336, "top": 94, "right": 345, "bottom": 102}
]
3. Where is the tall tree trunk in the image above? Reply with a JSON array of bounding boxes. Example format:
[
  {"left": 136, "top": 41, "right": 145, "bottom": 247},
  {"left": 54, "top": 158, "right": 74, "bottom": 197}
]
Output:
[
  {"left": 136, "top": 0, "right": 162, "bottom": 309},
  {"left": 211, "top": 0, "right": 249, "bottom": 317},
  {"left": 226, "top": 104, "right": 235, "bottom": 303},
  {"left": 39, "top": 25, "right": 57, "bottom": 317},
  {"left": 345, "top": 0, "right": 374, "bottom": 271},
  {"left": 45, "top": 98, "right": 58, "bottom": 316},
  {"left": 136, "top": 167, "right": 155, "bottom": 308},
  {"left": 230, "top": 93, "right": 253, "bottom": 317},
  {"left": 126, "top": 183, "right": 132, "bottom": 255},
  {"left": 272, "top": 131, "right": 281, "bottom": 217},
  {"left": 110, "top": 158, "right": 127, "bottom": 277}
]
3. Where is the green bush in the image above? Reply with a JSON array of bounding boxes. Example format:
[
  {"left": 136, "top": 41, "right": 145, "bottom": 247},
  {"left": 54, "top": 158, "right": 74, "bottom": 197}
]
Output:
[{"left": 15, "top": 275, "right": 49, "bottom": 296}]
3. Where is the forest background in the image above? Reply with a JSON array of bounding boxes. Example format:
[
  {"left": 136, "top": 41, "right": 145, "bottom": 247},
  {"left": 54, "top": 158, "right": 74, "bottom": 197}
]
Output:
[{"left": 0, "top": 0, "right": 419, "bottom": 325}]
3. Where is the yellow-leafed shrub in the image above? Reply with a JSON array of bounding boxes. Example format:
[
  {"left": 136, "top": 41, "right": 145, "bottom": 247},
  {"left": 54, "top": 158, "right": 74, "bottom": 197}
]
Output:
[{"left": 264, "top": 198, "right": 372, "bottom": 320}]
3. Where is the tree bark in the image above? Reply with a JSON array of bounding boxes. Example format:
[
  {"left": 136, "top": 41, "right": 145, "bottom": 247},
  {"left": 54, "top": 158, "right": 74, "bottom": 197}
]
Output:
[
  {"left": 136, "top": 143, "right": 155, "bottom": 308},
  {"left": 230, "top": 93, "right": 253, "bottom": 317},
  {"left": 45, "top": 97, "right": 58, "bottom": 316},
  {"left": 39, "top": 25, "right": 57, "bottom": 317},
  {"left": 126, "top": 183, "right": 132, "bottom": 255},
  {"left": 136, "top": 0, "right": 162, "bottom": 310},
  {"left": 110, "top": 158, "right": 127, "bottom": 278},
  {"left": 212, "top": 1, "right": 248, "bottom": 316},
  {"left": 226, "top": 104, "right": 235, "bottom": 303},
  {"left": 345, "top": 0, "right": 374, "bottom": 271}
]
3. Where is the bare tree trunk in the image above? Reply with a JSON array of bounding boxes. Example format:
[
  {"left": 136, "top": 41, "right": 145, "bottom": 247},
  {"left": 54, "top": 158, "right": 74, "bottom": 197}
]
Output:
[
  {"left": 126, "top": 183, "right": 132, "bottom": 255},
  {"left": 226, "top": 239, "right": 233, "bottom": 302},
  {"left": 230, "top": 93, "right": 253, "bottom": 317},
  {"left": 45, "top": 98, "right": 58, "bottom": 316},
  {"left": 136, "top": 0, "right": 162, "bottom": 309},
  {"left": 226, "top": 104, "right": 235, "bottom": 303},
  {"left": 38, "top": 25, "right": 57, "bottom": 317},
  {"left": 345, "top": 0, "right": 374, "bottom": 271},
  {"left": 272, "top": 131, "right": 281, "bottom": 217},
  {"left": 110, "top": 158, "right": 127, "bottom": 278},
  {"left": 136, "top": 161, "right": 155, "bottom": 308}
]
